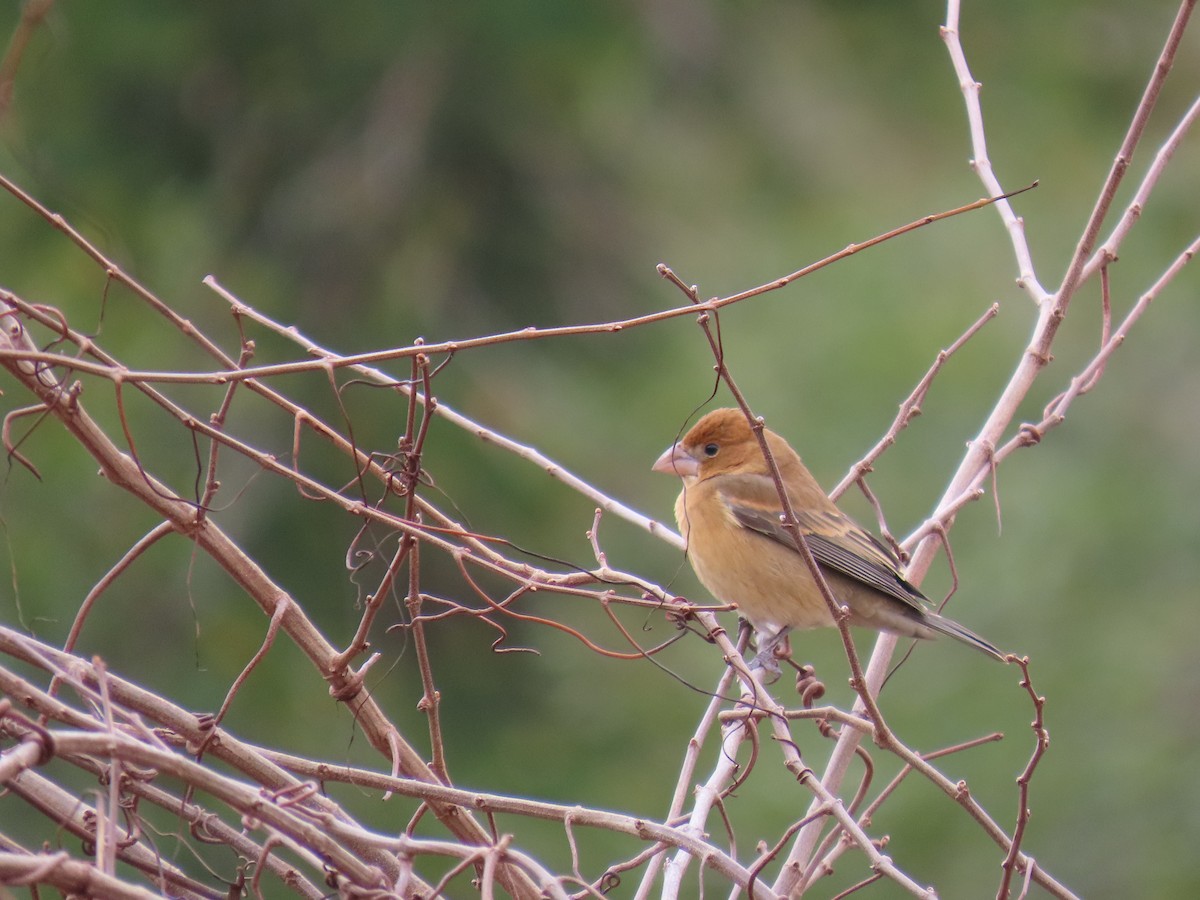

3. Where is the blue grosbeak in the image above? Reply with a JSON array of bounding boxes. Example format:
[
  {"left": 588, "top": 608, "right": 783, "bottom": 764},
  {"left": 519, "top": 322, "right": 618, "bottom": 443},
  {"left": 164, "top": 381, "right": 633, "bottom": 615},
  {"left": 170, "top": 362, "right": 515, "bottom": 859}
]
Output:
[{"left": 653, "top": 408, "right": 1004, "bottom": 662}]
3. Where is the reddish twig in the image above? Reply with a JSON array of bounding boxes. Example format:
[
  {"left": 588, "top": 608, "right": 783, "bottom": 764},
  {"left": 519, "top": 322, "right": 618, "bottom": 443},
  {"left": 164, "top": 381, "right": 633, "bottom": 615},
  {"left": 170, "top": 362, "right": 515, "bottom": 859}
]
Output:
[{"left": 997, "top": 657, "right": 1049, "bottom": 900}]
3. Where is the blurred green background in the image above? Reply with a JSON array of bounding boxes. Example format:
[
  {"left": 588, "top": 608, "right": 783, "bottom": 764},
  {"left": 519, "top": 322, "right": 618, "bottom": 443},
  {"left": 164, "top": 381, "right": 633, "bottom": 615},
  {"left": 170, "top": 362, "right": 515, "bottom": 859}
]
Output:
[{"left": 1, "top": 1, "right": 1198, "bottom": 897}]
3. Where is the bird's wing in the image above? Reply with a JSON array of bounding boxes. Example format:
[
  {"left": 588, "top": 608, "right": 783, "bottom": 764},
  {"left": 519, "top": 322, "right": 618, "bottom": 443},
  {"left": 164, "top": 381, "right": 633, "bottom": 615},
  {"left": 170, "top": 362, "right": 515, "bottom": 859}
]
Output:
[{"left": 715, "top": 474, "right": 929, "bottom": 611}]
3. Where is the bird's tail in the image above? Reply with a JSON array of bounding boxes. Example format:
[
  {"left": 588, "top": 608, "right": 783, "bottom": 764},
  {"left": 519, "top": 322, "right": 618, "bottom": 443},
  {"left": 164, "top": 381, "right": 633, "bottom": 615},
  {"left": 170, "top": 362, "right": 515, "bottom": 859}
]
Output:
[{"left": 923, "top": 611, "right": 1008, "bottom": 662}]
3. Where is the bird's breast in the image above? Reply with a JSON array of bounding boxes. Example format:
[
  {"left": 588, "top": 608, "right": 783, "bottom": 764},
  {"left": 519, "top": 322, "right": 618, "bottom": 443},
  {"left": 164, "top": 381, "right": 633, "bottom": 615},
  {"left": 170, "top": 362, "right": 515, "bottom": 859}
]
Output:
[{"left": 677, "top": 487, "right": 837, "bottom": 631}]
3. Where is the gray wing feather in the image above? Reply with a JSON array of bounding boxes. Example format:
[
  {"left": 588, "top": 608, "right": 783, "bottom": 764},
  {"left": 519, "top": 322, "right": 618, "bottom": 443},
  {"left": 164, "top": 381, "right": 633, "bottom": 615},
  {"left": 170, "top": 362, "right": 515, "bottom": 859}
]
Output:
[{"left": 720, "top": 492, "right": 929, "bottom": 613}]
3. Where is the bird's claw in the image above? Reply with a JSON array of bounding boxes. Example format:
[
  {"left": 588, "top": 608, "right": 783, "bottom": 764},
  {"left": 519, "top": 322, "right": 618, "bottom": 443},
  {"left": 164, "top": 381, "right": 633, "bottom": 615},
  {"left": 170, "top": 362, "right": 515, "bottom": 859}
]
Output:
[{"left": 748, "top": 651, "right": 782, "bottom": 684}]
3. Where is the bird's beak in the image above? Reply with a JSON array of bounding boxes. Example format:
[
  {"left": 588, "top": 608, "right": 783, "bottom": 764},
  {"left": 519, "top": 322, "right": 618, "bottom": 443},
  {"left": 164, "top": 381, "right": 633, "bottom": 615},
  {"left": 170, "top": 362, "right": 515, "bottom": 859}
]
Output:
[{"left": 652, "top": 443, "right": 699, "bottom": 478}]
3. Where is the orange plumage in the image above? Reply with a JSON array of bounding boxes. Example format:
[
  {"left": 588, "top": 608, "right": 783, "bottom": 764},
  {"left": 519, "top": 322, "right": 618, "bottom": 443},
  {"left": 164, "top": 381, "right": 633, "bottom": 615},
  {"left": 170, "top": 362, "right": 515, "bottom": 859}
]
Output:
[{"left": 653, "top": 408, "right": 1004, "bottom": 661}]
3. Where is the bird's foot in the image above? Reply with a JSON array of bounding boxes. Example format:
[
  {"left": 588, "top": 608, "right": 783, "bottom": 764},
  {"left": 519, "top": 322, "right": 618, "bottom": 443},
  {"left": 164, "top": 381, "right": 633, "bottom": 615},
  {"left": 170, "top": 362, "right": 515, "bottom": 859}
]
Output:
[
  {"left": 747, "top": 651, "right": 782, "bottom": 684},
  {"left": 745, "top": 625, "right": 791, "bottom": 685}
]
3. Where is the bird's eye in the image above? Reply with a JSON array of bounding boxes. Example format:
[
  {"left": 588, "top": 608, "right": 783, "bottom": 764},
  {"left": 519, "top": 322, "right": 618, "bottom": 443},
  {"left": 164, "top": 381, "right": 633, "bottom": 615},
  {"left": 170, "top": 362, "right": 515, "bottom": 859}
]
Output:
[{"left": 703, "top": 443, "right": 719, "bottom": 457}]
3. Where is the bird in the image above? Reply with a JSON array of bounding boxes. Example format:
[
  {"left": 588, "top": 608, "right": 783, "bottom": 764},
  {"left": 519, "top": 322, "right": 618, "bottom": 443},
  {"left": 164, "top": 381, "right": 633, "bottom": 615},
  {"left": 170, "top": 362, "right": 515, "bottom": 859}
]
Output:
[{"left": 652, "top": 408, "right": 1005, "bottom": 665}]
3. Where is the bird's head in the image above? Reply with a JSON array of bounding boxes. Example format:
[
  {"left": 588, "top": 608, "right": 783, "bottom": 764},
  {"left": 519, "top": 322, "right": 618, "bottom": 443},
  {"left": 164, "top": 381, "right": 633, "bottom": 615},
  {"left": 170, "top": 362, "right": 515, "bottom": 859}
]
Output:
[{"left": 652, "top": 408, "right": 795, "bottom": 482}]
